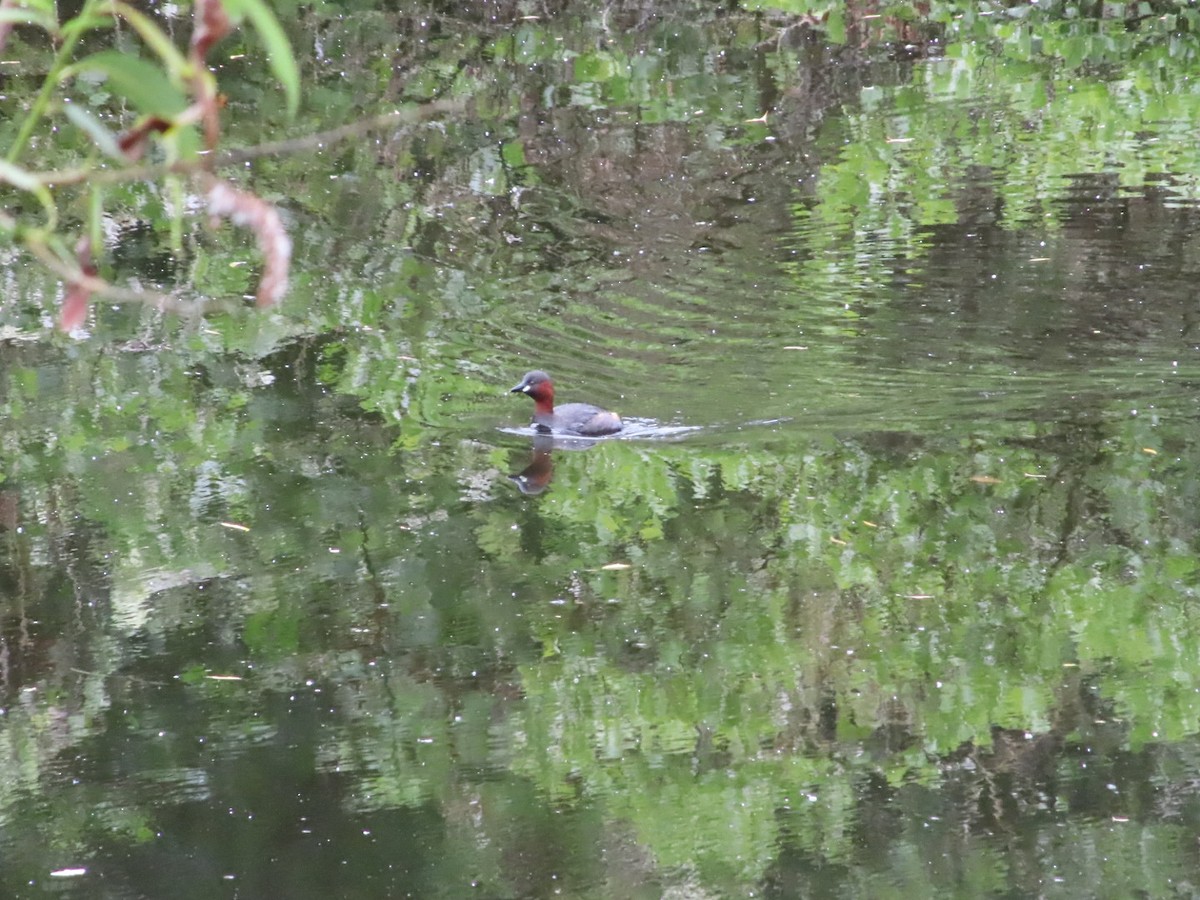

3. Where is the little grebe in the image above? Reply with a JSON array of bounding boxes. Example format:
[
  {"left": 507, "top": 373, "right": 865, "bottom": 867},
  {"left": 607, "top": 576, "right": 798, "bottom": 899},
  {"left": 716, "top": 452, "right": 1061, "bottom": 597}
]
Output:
[{"left": 511, "top": 370, "right": 622, "bottom": 436}]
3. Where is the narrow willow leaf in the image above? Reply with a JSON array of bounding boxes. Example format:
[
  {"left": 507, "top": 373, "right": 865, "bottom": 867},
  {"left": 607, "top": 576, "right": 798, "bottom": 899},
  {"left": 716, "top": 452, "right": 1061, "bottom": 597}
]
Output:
[
  {"left": 61, "top": 14, "right": 117, "bottom": 39},
  {"left": 0, "top": 159, "right": 56, "bottom": 230},
  {"left": 88, "top": 186, "right": 103, "bottom": 254},
  {"left": 0, "top": 7, "right": 58, "bottom": 30},
  {"left": 0, "top": 158, "right": 44, "bottom": 193},
  {"left": 113, "top": 4, "right": 191, "bottom": 79},
  {"left": 223, "top": 0, "right": 300, "bottom": 116},
  {"left": 67, "top": 51, "right": 188, "bottom": 116},
  {"left": 167, "top": 175, "right": 184, "bottom": 252},
  {"left": 171, "top": 123, "right": 203, "bottom": 161},
  {"left": 62, "top": 102, "right": 126, "bottom": 160}
]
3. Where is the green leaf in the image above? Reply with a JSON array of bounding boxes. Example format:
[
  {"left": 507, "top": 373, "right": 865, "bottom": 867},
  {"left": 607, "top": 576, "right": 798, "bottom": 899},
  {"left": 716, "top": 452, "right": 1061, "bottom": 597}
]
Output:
[
  {"left": 0, "top": 160, "right": 57, "bottom": 230},
  {"left": 62, "top": 103, "right": 126, "bottom": 160},
  {"left": 67, "top": 51, "right": 189, "bottom": 116},
  {"left": 115, "top": 4, "right": 191, "bottom": 80},
  {"left": 88, "top": 184, "right": 104, "bottom": 252},
  {"left": 223, "top": 0, "right": 301, "bottom": 117},
  {"left": 0, "top": 7, "right": 58, "bottom": 31},
  {"left": 18, "top": 0, "right": 57, "bottom": 13},
  {"left": 0, "top": 158, "right": 45, "bottom": 194},
  {"left": 170, "top": 123, "right": 204, "bottom": 161}
]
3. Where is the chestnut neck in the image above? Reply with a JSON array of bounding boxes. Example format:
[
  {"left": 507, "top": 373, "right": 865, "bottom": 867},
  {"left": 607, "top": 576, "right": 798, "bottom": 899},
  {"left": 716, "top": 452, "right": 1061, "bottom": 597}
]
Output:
[{"left": 528, "top": 380, "right": 555, "bottom": 414}]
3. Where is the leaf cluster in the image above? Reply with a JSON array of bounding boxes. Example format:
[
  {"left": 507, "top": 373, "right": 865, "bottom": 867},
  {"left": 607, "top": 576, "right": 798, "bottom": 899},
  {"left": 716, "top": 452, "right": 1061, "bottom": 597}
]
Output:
[{"left": 0, "top": 0, "right": 299, "bottom": 328}]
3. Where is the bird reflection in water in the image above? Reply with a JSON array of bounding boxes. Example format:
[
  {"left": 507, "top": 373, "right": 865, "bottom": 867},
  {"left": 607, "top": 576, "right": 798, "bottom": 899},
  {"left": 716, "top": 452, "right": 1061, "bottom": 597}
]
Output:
[
  {"left": 508, "top": 433, "right": 609, "bottom": 495},
  {"left": 509, "top": 435, "right": 556, "bottom": 495}
]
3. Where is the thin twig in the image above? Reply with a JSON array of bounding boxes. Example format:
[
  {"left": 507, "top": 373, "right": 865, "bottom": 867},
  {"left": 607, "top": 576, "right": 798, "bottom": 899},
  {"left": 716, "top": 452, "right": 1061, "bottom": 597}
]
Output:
[
  {"left": 40, "top": 99, "right": 466, "bottom": 188},
  {"left": 6, "top": 0, "right": 97, "bottom": 164},
  {"left": 0, "top": 0, "right": 17, "bottom": 55},
  {"left": 24, "top": 237, "right": 205, "bottom": 311}
]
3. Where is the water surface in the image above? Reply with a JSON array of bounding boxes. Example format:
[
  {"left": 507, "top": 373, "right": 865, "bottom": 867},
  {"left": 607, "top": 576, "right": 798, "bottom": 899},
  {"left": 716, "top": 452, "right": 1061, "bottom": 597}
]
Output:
[{"left": 3, "top": 5, "right": 1200, "bottom": 898}]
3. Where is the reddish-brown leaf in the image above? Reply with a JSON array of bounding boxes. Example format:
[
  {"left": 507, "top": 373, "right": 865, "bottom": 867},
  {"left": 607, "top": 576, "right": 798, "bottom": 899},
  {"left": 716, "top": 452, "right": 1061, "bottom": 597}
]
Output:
[
  {"left": 117, "top": 116, "right": 173, "bottom": 161},
  {"left": 205, "top": 180, "right": 291, "bottom": 307},
  {"left": 189, "top": 0, "right": 233, "bottom": 149},
  {"left": 60, "top": 282, "right": 92, "bottom": 331},
  {"left": 191, "top": 0, "right": 232, "bottom": 63},
  {"left": 59, "top": 237, "right": 99, "bottom": 331},
  {"left": 0, "top": 0, "right": 16, "bottom": 56}
]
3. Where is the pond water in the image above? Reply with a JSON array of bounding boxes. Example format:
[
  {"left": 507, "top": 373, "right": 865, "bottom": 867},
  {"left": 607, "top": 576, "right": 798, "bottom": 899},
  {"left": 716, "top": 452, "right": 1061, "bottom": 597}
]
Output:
[{"left": 4, "top": 4, "right": 1200, "bottom": 898}]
